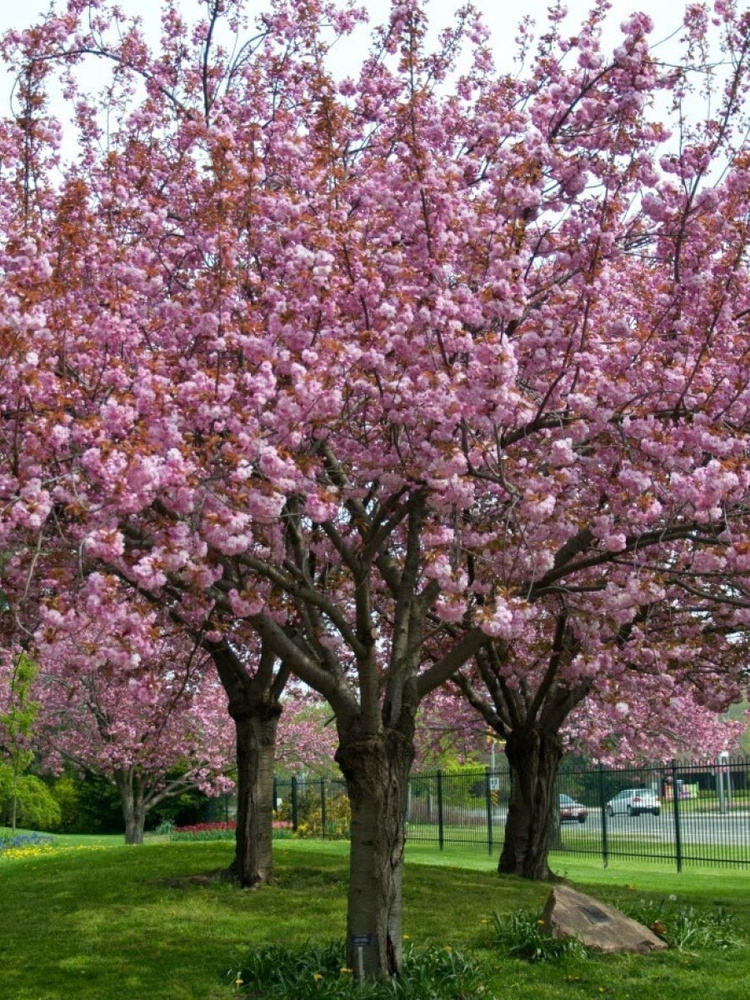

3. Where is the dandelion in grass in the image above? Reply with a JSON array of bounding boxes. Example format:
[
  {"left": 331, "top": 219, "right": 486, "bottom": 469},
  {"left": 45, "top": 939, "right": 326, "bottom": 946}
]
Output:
[
  {"left": 340, "top": 967, "right": 353, "bottom": 975},
  {"left": 313, "top": 973, "right": 323, "bottom": 981}
]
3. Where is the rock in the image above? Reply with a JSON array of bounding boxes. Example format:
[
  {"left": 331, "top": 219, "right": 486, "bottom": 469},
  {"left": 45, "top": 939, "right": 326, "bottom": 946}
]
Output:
[{"left": 539, "top": 885, "right": 668, "bottom": 954}]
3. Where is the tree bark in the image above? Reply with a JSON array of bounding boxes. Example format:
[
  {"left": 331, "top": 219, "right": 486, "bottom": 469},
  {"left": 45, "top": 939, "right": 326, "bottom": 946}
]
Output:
[
  {"left": 498, "top": 727, "right": 563, "bottom": 880},
  {"left": 115, "top": 770, "right": 146, "bottom": 845},
  {"left": 226, "top": 708, "right": 280, "bottom": 887},
  {"left": 335, "top": 729, "right": 414, "bottom": 980}
]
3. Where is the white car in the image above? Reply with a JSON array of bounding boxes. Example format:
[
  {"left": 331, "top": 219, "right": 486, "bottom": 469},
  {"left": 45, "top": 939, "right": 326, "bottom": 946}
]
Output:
[{"left": 606, "top": 788, "right": 660, "bottom": 817}]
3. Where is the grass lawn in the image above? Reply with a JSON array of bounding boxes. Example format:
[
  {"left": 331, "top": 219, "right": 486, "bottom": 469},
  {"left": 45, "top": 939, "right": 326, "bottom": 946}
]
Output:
[{"left": 2, "top": 831, "right": 750, "bottom": 999}]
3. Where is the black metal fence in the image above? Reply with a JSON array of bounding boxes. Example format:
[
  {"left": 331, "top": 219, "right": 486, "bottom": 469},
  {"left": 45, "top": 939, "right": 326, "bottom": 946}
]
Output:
[{"left": 271, "top": 755, "right": 750, "bottom": 871}]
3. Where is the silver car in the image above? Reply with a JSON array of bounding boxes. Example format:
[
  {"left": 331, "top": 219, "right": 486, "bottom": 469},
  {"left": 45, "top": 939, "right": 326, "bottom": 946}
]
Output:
[{"left": 606, "top": 788, "right": 660, "bottom": 817}]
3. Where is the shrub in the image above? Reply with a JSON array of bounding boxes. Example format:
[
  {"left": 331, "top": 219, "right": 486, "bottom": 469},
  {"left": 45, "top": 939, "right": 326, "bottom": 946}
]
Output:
[
  {"left": 230, "top": 941, "right": 493, "bottom": 999},
  {"left": 620, "top": 898, "right": 742, "bottom": 951},
  {"left": 49, "top": 776, "right": 79, "bottom": 832},
  {"left": 491, "top": 908, "right": 588, "bottom": 963},
  {"left": 293, "top": 792, "right": 350, "bottom": 839},
  {"left": 0, "top": 767, "right": 62, "bottom": 831}
]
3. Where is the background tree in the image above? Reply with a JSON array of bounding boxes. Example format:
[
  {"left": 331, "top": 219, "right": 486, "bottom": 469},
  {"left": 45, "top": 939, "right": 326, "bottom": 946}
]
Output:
[
  {"left": 0, "top": 651, "right": 42, "bottom": 831},
  {"left": 34, "top": 586, "right": 234, "bottom": 845}
]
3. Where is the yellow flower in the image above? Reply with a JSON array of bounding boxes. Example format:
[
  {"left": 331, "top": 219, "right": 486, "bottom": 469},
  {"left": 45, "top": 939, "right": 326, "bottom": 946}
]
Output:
[
  {"left": 313, "top": 973, "right": 323, "bottom": 981},
  {"left": 340, "top": 967, "right": 354, "bottom": 975},
  {"left": 480, "top": 918, "right": 489, "bottom": 925},
  {"left": 234, "top": 978, "right": 244, "bottom": 986},
  {"left": 402, "top": 934, "right": 410, "bottom": 940},
  {"left": 444, "top": 945, "right": 453, "bottom": 952}
]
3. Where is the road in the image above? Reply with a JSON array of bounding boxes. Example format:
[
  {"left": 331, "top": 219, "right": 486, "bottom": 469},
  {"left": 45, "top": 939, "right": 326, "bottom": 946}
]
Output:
[{"left": 555, "top": 806, "right": 750, "bottom": 851}]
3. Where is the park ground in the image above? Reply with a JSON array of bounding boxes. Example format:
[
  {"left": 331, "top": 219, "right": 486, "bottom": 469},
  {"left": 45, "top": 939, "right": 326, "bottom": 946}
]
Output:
[{"left": 2, "top": 832, "right": 750, "bottom": 1000}]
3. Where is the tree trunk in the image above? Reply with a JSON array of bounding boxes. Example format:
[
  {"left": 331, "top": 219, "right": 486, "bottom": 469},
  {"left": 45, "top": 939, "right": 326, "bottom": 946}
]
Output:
[
  {"left": 10, "top": 781, "right": 18, "bottom": 833},
  {"left": 335, "top": 730, "right": 414, "bottom": 980},
  {"left": 226, "top": 708, "right": 279, "bottom": 887},
  {"left": 116, "top": 770, "right": 146, "bottom": 845},
  {"left": 205, "top": 638, "right": 286, "bottom": 889},
  {"left": 498, "top": 727, "right": 563, "bottom": 880}
]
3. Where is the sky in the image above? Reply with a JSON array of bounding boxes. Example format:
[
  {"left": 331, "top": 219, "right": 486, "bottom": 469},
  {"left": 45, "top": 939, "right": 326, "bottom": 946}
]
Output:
[
  {"left": 0, "top": 0, "right": 696, "bottom": 38},
  {"left": 0, "top": 0, "right": 714, "bottom": 161},
  {"left": 0, "top": 0, "right": 698, "bottom": 95}
]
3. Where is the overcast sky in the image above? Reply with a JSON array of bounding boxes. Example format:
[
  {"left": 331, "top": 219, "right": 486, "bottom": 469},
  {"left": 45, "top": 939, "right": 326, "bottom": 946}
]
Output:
[
  {"left": 0, "top": 0, "right": 711, "bottom": 156},
  {"left": 0, "top": 0, "right": 696, "bottom": 80}
]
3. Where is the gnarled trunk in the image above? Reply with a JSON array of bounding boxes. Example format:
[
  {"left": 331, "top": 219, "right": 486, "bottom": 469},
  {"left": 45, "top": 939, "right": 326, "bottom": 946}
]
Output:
[
  {"left": 226, "top": 708, "right": 279, "bottom": 887},
  {"left": 498, "top": 727, "right": 563, "bottom": 880},
  {"left": 115, "top": 770, "right": 146, "bottom": 845},
  {"left": 336, "top": 730, "right": 414, "bottom": 980}
]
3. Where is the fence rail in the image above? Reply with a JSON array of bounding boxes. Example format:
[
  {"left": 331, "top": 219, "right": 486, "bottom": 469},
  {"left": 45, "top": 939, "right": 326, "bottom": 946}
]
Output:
[{"left": 265, "top": 755, "right": 750, "bottom": 871}]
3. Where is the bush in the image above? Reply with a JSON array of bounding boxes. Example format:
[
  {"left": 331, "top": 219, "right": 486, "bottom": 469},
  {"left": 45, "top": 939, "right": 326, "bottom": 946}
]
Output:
[
  {"left": 620, "top": 898, "right": 742, "bottom": 951},
  {"left": 0, "top": 766, "right": 61, "bottom": 831},
  {"left": 491, "top": 908, "right": 588, "bottom": 963},
  {"left": 294, "top": 792, "right": 350, "bottom": 839},
  {"left": 58, "top": 772, "right": 124, "bottom": 834},
  {"left": 49, "top": 775, "right": 79, "bottom": 832},
  {"left": 273, "top": 782, "right": 351, "bottom": 839},
  {"left": 230, "top": 941, "right": 493, "bottom": 1000}
]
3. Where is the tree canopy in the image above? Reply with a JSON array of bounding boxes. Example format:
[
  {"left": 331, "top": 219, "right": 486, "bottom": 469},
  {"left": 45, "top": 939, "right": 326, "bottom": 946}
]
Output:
[{"left": 1, "top": 0, "right": 750, "bottom": 977}]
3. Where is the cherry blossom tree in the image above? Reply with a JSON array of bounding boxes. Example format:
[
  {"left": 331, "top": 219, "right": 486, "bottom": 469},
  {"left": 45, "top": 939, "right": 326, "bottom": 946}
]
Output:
[
  {"left": 450, "top": 601, "right": 748, "bottom": 878},
  {"left": 33, "top": 575, "right": 329, "bottom": 873},
  {"left": 2, "top": 0, "right": 750, "bottom": 978},
  {"left": 34, "top": 585, "right": 234, "bottom": 844}
]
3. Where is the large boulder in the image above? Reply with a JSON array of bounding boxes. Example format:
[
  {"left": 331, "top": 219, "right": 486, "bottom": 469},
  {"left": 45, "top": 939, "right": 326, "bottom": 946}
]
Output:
[{"left": 539, "top": 885, "right": 668, "bottom": 954}]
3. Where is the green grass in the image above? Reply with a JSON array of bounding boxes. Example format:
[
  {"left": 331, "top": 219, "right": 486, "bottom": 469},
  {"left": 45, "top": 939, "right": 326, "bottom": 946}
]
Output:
[{"left": 2, "top": 833, "right": 750, "bottom": 999}]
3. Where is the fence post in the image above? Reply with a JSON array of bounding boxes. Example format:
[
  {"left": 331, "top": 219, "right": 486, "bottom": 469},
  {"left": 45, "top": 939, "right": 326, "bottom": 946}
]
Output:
[
  {"left": 598, "top": 764, "right": 609, "bottom": 868},
  {"left": 485, "top": 768, "right": 494, "bottom": 855},
  {"left": 291, "top": 775, "right": 299, "bottom": 833},
  {"left": 320, "top": 777, "right": 327, "bottom": 839},
  {"left": 671, "top": 759, "right": 683, "bottom": 873},
  {"left": 437, "top": 770, "right": 444, "bottom": 851}
]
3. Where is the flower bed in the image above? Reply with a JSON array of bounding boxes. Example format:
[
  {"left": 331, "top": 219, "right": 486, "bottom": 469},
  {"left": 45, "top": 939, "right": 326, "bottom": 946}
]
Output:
[
  {"left": 0, "top": 832, "right": 56, "bottom": 861},
  {"left": 170, "top": 820, "right": 293, "bottom": 842}
]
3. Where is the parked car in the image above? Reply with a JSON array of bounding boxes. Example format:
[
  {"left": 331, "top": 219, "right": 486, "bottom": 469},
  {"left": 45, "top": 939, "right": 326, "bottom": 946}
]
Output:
[
  {"left": 606, "top": 788, "right": 660, "bottom": 817},
  {"left": 559, "top": 793, "right": 588, "bottom": 823}
]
